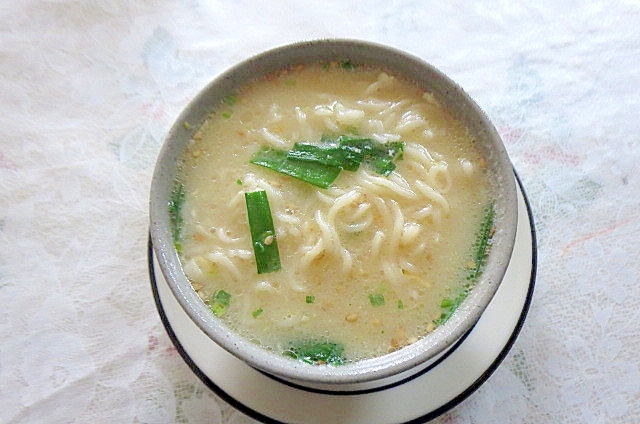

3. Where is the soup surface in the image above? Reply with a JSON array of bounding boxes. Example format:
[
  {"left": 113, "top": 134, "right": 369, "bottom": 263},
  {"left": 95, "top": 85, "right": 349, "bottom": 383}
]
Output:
[{"left": 173, "top": 62, "right": 495, "bottom": 364}]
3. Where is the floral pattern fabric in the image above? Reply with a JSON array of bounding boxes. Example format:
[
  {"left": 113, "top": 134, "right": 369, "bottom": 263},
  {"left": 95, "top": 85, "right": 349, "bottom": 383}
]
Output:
[{"left": 1, "top": 1, "right": 639, "bottom": 423}]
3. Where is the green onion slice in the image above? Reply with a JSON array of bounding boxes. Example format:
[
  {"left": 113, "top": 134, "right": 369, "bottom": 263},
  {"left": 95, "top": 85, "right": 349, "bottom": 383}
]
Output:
[
  {"left": 250, "top": 136, "right": 405, "bottom": 188},
  {"left": 369, "top": 293, "right": 385, "bottom": 306},
  {"left": 210, "top": 290, "right": 231, "bottom": 317},
  {"left": 287, "top": 142, "right": 363, "bottom": 171},
  {"left": 433, "top": 202, "right": 496, "bottom": 325},
  {"left": 468, "top": 202, "right": 496, "bottom": 282},
  {"left": 337, "top": 136, "right": 405, "bottom": 176},
  {"left": 244, "top": 190, "right": 281, "bottom": 274},
  {"left": 250, "top": 147, "right": 341, "bottom": 189}
]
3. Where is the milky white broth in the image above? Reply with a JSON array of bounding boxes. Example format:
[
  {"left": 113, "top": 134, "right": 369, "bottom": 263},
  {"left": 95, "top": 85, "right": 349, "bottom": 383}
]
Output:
[{"left": 174, "top": 62, "right": 494, "bottom": 363}]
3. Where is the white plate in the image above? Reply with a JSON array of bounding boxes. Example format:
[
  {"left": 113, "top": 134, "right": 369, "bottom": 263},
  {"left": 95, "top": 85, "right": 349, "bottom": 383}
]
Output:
[{"left": 148, "top": 173, "right": 536, "bottom": 424}]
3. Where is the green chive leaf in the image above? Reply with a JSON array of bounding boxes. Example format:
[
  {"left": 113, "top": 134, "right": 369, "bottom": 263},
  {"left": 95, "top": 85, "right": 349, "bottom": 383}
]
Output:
[
  {"left": 433, "top": 203, "right": 496, "bottom": 326},
  {"left": 468, "top": 202, "right": 496, "bottom": 282},
  {"left": 251, "top": 147, "right": 341, "bottom": 188},
  {"left": 284, "top": 340, "right": 346, "bottom": 365},
  {"left": 288, "top": 142, "right": 363, "bottom": 171},
  {"left": 168, "top": 182, "right": 185, "bottom": 243},
  {"left": 245, "top": 190, "right": 281, "bottom": 274}
]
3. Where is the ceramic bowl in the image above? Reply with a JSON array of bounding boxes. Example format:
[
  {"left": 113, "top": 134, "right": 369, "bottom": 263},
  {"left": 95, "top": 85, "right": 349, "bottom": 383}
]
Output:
[{"left": 149, "top": 39, "right": 518, "bottom": 391}]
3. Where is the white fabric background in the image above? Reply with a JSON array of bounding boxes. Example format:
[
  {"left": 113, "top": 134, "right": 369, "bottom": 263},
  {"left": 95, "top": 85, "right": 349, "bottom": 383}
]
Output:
[{"left": 1, "top": 1, "right": 639, "bottom": 423}]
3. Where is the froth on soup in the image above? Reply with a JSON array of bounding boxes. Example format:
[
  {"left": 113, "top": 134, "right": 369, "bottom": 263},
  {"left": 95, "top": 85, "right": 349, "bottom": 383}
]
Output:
[{"left": 172, "top": 62, "right": 496, "bottom": 364}]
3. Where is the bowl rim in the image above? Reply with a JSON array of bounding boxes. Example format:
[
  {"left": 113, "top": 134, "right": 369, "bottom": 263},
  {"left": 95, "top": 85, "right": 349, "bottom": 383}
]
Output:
[{"left": 149, "top": 38, "right": 518, "bottom": 386}]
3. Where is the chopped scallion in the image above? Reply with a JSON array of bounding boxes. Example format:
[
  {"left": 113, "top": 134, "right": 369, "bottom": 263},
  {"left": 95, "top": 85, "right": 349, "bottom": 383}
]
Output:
[
  {"left": 210, "top": 290, "right": 231, "bottom": 317},
  {"left": 433, "top": 287, "right": 469, "bottom": 326},
  {"left": 440, "top": 298, "right": 454, "bottom": 308},
  {"left": 340, "top": 60, "right": 355, "bottom": 69},
  {"left": 369, "top": 293, "right": 385, "bottom": 307},
  {"left": 223, "top": 94, "right": 238, "bottom": 106}
]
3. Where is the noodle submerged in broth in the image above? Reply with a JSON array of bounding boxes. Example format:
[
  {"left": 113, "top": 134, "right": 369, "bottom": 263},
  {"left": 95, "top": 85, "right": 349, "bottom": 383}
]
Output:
[{"left": 174, "top": 63, "right": 495, "bottom": 364}]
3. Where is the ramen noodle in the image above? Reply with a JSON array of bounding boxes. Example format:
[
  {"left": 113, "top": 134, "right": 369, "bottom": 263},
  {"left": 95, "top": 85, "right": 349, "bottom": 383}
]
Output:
[{"left": 171, "top": 62, "right": 495, "bottom": 364}]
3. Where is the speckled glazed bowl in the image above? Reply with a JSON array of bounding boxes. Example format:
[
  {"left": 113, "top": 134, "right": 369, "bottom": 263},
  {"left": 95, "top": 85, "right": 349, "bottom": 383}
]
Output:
[{"left": 149, "top": 39, "right": 518, "bottom": 391}]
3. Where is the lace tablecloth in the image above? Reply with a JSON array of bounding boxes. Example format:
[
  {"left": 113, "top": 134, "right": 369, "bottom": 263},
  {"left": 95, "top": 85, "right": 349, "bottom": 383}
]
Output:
[{"left": 1, "top": 1, "right": 639, "bottom": 423}]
